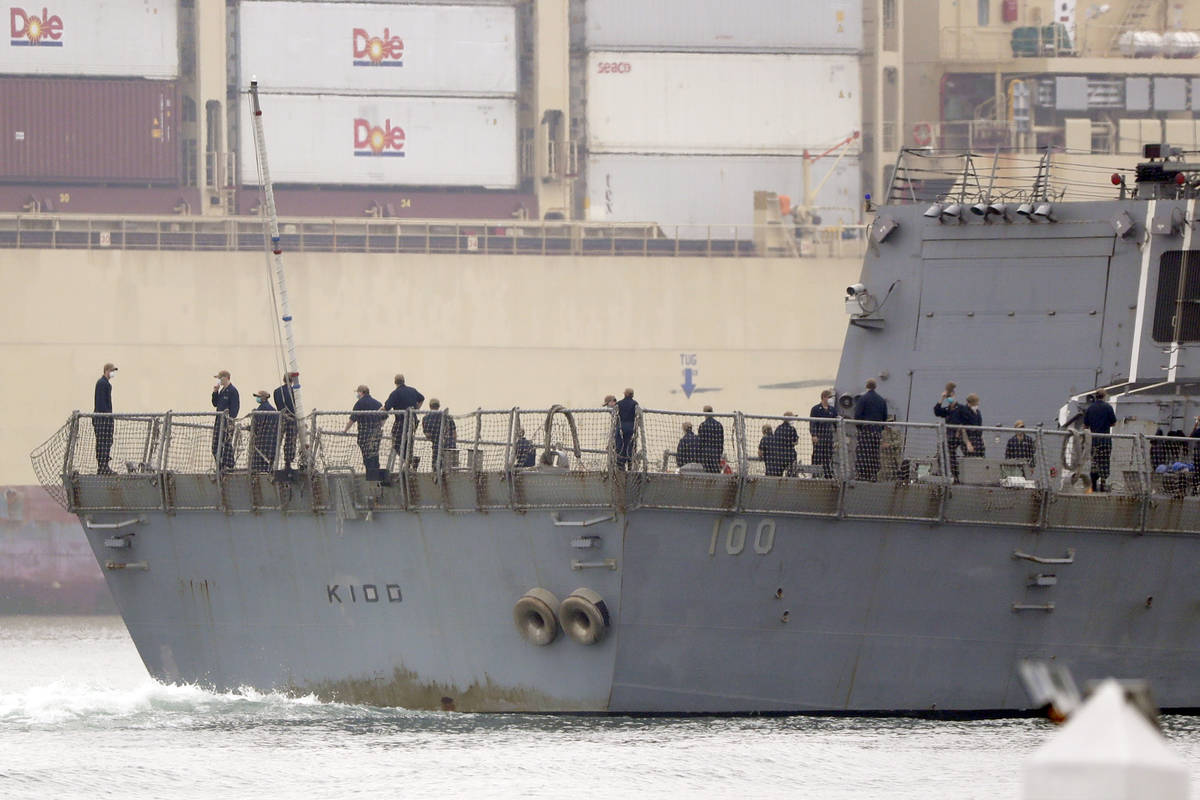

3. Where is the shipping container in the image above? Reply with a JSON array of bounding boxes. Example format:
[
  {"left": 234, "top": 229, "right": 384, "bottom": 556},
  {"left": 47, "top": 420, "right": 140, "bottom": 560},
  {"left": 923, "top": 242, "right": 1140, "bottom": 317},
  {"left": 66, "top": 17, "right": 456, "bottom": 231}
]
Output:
[
  {"left": 584, "top": 153, "right": 862, "bottom": 230},
  {"left": 238, "top": 1, "right": 517, "bottom": 96},
  {"left": 585, "top": 0, "right": 862, "bottom": 53},
  {"left": 239, "top": 93, "right": 518, "bottom": 188},
  {"left": 0, "top": 77, "right": 179, "bottom": 183},
  {"left": 234, "top": 186, "right": 536, "bottom": 219},
  {"left": 586, "top": 52, "right": 861, "bottom": 155},
  {"left": 0, "top": 1, "right": 178, "bottom": 78}
]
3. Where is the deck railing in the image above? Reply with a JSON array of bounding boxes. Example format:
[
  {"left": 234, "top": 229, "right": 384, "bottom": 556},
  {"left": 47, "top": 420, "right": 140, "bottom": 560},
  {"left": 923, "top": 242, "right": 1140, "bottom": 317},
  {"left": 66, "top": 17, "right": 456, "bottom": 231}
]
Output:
[
  {"left": 0, "top": 214, "right": 868, "bottom": 259},
  {"left": 30, "top": 410, "right": 1200, "bottom": 534}
]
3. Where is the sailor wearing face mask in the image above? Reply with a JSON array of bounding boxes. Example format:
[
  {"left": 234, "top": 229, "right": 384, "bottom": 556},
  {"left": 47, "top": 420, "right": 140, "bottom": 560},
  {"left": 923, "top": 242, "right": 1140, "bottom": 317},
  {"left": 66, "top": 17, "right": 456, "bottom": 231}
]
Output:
[
  {"left": 249, "top": 390, "right": 278, "bottom": 474},
  {"left": 211, "top": 369, "right": 240, "bottom": 470}
]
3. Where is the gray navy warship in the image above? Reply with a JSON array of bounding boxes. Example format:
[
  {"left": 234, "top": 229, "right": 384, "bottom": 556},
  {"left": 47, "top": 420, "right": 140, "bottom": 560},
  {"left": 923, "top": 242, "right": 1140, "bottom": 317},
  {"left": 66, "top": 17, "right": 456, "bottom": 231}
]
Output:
[{"left": 31, "top": 146, "right": 1200, "bottom": 714}]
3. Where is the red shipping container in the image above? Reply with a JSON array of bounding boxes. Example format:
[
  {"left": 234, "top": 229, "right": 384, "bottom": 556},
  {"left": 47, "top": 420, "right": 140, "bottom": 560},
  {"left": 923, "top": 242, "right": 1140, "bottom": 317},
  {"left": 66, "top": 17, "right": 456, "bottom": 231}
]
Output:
[{"left": 0, "top": 77, "right": 179, "bottom": 184}]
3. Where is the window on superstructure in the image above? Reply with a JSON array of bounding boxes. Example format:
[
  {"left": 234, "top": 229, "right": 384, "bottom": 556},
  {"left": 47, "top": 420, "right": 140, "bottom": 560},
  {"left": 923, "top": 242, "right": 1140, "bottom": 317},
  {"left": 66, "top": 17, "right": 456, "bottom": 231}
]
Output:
[
  {"left": 978, "top": 0, "right": 990, "bottom": 26},
  {"left": 1152, "top": 251, "right": 1200, "bottom": 343}
]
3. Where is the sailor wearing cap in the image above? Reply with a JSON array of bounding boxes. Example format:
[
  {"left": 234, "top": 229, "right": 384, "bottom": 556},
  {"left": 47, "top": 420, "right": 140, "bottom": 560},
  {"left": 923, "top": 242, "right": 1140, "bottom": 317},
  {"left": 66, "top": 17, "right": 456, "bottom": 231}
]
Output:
[
  {"left": 93, "top": 362, "right": 117, "bottom": 475},
  {"left": 211, "top": 369, "right": 240, "bottom": 470},
  {"left": 274, "top": 372, "right": 300, "bottom": 473},
  {"left": 249, "top": 390, "right": 278, "bottom": 474},
  {"left": 345, "top": 384, "right": 384, "bottom": 481}
]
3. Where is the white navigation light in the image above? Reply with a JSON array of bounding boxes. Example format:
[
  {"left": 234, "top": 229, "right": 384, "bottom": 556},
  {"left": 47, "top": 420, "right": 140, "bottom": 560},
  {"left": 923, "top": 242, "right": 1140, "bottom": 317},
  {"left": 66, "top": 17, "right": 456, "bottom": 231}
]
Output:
[
  {"left": 942, "top": 203, "right": 963, "bottom": 221},
  {"left": 987, "top": 202, "right": 1010, "bottom": 221},
  {"left": 1016, "top": 203, "right": 1035, "bottom": 219},
  {"left": 923, "top": 203, "right": 944, "bottom": 219},
  {"left": 1032, "top": 203, "right": 1055, "bottom": 222},
  {"left": 970, "top": 202, "right": 989, "bottom": 216}
]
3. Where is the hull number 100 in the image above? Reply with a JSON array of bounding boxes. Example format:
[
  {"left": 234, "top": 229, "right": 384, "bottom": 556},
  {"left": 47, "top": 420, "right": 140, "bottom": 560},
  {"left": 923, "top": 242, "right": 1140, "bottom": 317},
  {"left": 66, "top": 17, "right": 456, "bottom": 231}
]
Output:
[{"left": 708, "top": 518, "right": 776, "bottom": 556}]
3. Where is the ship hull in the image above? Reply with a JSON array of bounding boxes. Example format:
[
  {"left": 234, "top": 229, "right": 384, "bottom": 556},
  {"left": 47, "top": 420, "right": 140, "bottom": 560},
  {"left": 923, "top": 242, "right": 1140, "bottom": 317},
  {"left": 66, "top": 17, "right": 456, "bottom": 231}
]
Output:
[{"left": 81, "top": 498, "right": 1200, "bottom": 713}]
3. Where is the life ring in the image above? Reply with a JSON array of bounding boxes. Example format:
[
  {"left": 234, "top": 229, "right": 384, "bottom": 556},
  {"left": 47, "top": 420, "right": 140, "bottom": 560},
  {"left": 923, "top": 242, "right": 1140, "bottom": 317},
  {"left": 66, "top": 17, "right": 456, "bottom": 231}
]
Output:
[
  {"left": 558, "top": 588, "right": 610, "bottom": 645},
  {"left": 912, "top": 122, "right": 934, "bottom": 147},
  {"left": 513, "top": 588, "right": 561, "bottom": 646}
]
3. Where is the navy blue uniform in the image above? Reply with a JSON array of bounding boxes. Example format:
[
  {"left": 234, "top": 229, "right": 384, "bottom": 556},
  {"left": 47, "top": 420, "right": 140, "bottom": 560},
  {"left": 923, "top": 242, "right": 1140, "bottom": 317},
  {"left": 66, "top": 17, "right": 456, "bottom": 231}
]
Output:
[
  {"left": 1005, "top": 433, "right": 1036, "bottom": 464},
  {"left": 771, "top": 420, "right": 799, "bottom": 477},
  {"left": 953, "top": 405, "right": 984, "bottom": 457},
  {"left": 350, "top": 394, "right": 384, "bottom": 480},
  {"left": 697, "top": 416, "right": 725, "bottom": 473},
  {"left": 250, "top": 399, "right": 278, "bottom": 474},
  {"left": 809, "top": 404, "right": 838, "bottom": 477},
  {"left": 677, "top": 430, "right": 703, "bottom": 467},
  {"left": 615, "top": 396, "right": 638, "bottom": 470},
  {"left": 852, "top": 389, "right": 887, "bottom": 481},
  {"left": 274, "top": 382, "right": 299, "bottom": 470},
  {"left": 1084, "top": 398, "right": 1118, "bottom": 489},
  {"left": 385, "top": 383, "right": 425, "bottom": 462},
  {"left": 422, "top": 411, "right": 457, "bottom": 470},
  {"left": 93, "top": 375, "right": 114, "bottom": 474},
  {"left": 211, "top": 384, "right": 240, "bottom": 470},
  {"left": 515, "top": 435, "right": 537, "bottom": 468}
]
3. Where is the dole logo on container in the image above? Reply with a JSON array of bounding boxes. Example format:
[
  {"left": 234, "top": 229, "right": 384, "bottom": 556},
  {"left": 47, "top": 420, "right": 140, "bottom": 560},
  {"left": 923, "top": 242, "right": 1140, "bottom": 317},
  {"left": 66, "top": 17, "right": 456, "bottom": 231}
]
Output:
[
  {"left": 10, "top": 6, "right": 64, "bottom": 46},
  {"left": 354, "top": 118, "right": 406, "bottom": 158},
  {"left": 352, "top": 27, "right": 403, "bottom": 67}
]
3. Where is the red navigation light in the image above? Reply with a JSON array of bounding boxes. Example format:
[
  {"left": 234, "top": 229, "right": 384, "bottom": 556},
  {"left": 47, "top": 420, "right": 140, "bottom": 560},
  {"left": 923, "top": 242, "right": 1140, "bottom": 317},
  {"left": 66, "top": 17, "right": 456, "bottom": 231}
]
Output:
[
  {"left": 1176, "top": 172, "right": 1187, "bottom": 185},
  {"left": 1111, "top": 173, "right": 1122, "bottom": 186}
]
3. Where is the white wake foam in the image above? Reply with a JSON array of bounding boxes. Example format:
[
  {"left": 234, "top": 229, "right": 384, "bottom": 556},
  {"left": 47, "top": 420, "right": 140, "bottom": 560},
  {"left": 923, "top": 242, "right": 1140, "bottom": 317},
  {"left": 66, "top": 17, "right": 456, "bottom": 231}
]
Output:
[{"left": 0, "top": 679, "right": 342, "bottom": 726}]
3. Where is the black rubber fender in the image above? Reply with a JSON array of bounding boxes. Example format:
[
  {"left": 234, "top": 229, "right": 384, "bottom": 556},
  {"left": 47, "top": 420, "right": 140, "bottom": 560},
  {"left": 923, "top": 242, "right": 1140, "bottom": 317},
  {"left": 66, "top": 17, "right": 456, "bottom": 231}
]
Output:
[
  {"left": 512, "top": 588, "right": 561, "bottom": 646},
  {"left": 558, "top": 588, "right": 610, "bottom": 645}
]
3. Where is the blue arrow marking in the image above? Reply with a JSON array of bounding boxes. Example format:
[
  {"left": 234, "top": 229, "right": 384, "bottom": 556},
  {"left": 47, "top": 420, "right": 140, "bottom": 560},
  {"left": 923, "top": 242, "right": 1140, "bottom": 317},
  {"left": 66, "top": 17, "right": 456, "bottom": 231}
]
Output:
[{"left": 681, "top": 368, "right": 696, "bottom": 398}]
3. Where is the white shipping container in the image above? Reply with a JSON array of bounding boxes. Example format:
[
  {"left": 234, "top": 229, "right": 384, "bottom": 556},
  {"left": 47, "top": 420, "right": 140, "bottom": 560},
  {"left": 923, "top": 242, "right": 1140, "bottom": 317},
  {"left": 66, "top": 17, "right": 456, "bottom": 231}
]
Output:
[
  {"left": 238, "top": 1, "right": 517, "bottom": 95},
  {"left": 0, "top": 0, "right": 177, "bottom": 78},
  {"left": 239, "top": 94, "right": 518, "bottom": 188},
  {"left": 585, "top": 153, "right": 862, "bottom": 230},
  {"left": 586, "top": 0, "right": 862, "bottom": 53},
  {"left": 586, "top": 52, "right": 861, "bottom": 155}
]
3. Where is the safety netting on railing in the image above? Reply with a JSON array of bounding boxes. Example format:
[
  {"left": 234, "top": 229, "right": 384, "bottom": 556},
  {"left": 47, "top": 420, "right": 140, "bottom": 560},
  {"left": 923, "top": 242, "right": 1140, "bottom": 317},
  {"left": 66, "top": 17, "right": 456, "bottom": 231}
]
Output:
[
  {"left": 640, "top": 409, "right": 743, "bottom": 475},
  {"left": 30, "top": 416, "right": 74, "bottom": 510},
  {"left": 161, "top": 413, "right": 225, "bottom": 475},
  {"left": 513, "top": 408, "right": 616, "bottom": 472},
  {"left": 740, "top": 412, "right": 840, "bottom": 479},
  {"left": 33, "top": 408, "right": 1200, "bottom": 533},
  {"left": 1039, "top": 430, "right": 1148, "bottom": 531}
]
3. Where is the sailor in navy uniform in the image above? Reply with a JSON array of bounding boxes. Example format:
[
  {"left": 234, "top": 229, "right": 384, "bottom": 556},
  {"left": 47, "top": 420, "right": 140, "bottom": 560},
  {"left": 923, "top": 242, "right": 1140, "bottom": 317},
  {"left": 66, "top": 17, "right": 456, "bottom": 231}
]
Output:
[
  {"left": 514, "top": 429, "right": 537, "bottom": 468},
  {"left": 249, "top": 390, "right": 278, "bottom": 474},
  {"left": 211, "top": 369, "right": 240, "bottom": 470},
  {"left": 421, "top": 398, "right": 457, "bottom": 470},
  {"left": 697, "top": 405, "right": 725, "bottom": 473},
  {"left": 1083, "top": 388, "right": 1118, "bottom": 492},
  {"left": 385, "top": 373, "right": 425, "bottom": 467},
  {"left": 345, "top": 384, "right": 383, "bottom": 481},
  {"left": 852, "top": 379, "right": 887, "bottom": 481},
  {"left": 773, "top": 412, "right": 799, "bottom": 477},
  {"left": 809, "top": 389, "right": 838, "bottom": 478},
  {"left": 273, "top": 373, "right": 299, "bottom": 473},
  {"left": 615, "top": 388, "right": 638, "bottom": 470},
  {"left": 93, "top": 362, "right": 117, "bottom": 475}
]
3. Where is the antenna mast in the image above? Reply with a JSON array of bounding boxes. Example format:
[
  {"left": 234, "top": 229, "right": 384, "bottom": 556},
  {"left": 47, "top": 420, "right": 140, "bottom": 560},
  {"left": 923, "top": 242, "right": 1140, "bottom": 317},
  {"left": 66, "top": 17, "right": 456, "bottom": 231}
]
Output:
[{"left": 249, "top": 80, "right": 309, "bottom": 457}]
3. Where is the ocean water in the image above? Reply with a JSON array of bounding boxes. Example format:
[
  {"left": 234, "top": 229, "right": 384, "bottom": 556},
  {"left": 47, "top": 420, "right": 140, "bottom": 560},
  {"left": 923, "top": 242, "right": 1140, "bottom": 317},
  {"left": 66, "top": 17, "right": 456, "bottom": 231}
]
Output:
[{"left": 2, "top": 616, "right": 1199, "bottom": 800}]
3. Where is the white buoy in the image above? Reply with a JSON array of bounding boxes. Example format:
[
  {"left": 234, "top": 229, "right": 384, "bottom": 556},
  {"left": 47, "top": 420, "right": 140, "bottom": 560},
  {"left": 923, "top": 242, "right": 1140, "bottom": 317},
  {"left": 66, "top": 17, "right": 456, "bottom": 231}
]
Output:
[{"left": 1023, "top": 679, "right": 1189, "bottom": 800}]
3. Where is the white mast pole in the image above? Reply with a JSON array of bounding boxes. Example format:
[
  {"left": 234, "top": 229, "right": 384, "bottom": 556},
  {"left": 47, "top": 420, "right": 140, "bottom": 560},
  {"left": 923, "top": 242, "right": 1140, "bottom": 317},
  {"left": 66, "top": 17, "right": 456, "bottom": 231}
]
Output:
[{"left": 249, "top": 80, "right": 309, "bottom": 457}]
